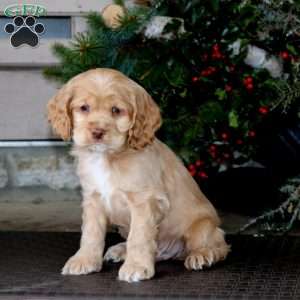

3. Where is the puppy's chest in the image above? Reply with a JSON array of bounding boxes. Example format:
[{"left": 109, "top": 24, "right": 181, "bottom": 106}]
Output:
[{"left": 81, "top": 155, "right": 126, "bottom": 216}]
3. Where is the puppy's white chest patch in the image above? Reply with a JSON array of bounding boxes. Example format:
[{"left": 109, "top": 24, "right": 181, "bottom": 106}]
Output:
[{"left": 85, "top": 153, "right": 115, "bottom": 210}]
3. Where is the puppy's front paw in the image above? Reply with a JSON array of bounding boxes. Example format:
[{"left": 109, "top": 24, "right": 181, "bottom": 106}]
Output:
[
  {"left": 62, "top": 252, "right": 102, "bottom": 275},
  {"left": 118, "top": 261, "right": 154, "bottom": 282}
]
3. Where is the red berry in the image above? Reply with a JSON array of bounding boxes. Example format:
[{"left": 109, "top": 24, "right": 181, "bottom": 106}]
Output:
[
  {"left": 198, "top": 171, "right": 208, "bottom": 179},
  {"left": 189, "top": 169, "right": 196, "bottom": 177},
  {"left": 212, "top": 53, "right": 222, "bottom": 59},
  {"left": 192, "top": 76, "right": 198, "bottom": 82},
  {"left": 243, "top": 76, "right": 253, "bottom": 85},
  {"left": 195, "top": 160, "right": 204, "bottom": 167},
  {"left": 223, "top": 153, "right": 231, "bottom": 159},
  {"left": 280, "top": 51, "right": 289, "bottom": 60},
  {"left": 209, "top": 144, "right": 217, "bottom": 152},
  {"left": 221, "top": 132, "right": 229, "bottom": 140},
  {"left": 246, "top": 83, "right": 254, "bottom": 90},
  {"left": 212, "top": 44, "right": 220, "bottom": 51},
  {"left": 259, "top": 106, "right": 269, "bottom": 115},
  {"left": 248, "top": 130, "right": 256, "bottom": 137},
  {"left": 225, "top": 84, "right": 232, "bottom": 92},
  {"left": 229, "top": 65, "right": 235, "bottom": 72},
  {"left": 188, "top": 164, "right": 196, "bottom": 171},
  {"left": 201, "top": 70, "right": 208, "bottom": 76},
  {"left": 236, "top": 139, "right": 243, "bottom": 145}
]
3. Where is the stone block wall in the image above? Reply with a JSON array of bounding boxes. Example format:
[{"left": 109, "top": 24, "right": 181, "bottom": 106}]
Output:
[{"left": 0, "top": 146, "right": 80, "bottom": 190}]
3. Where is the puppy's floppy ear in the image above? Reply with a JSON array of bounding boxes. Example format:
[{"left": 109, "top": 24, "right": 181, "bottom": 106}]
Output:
[
  {"left": 128, "top": 86, "right": 162, "bottom": 150},
  {"left": 47, "top": 85, "right": 73, "bottom": 141}
]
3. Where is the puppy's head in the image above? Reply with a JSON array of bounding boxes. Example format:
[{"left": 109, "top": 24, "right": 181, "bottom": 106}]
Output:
[{"left": 47, "top": 68, "right": 161, "bottom": 152}]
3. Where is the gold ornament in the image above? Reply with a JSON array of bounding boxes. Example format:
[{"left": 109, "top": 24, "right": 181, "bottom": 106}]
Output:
[{"left": 101, "top": 4, "right": 125, "bottom": 29}]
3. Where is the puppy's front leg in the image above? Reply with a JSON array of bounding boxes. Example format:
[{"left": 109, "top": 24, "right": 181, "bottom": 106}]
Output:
[
  {"left": 118, "top": 196, "right": 159, "bottom": 282},
  {"left": 62, "top": 192, "right": 107, "bottom": 275}
]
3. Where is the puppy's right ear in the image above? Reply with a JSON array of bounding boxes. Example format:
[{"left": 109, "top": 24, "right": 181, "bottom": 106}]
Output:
[{"left": 47, "top": 85, "right": 73, "bottom": 141}]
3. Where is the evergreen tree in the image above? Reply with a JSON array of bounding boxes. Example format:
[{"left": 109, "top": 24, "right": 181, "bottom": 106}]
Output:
[{"left": 45, "top": 0, "right": 300, "bottom": 183}]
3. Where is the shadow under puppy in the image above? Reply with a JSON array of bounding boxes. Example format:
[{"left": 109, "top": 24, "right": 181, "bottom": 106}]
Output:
[{"left": 47, "top": 68, "right": 230, "bottom": 282}]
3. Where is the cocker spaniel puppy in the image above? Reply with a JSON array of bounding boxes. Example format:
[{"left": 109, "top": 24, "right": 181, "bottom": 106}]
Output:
[{"left": 47, "top": 68, "right": 230, "bottom": 282}]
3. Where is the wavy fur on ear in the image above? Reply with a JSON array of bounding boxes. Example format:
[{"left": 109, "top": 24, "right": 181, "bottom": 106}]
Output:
[
  {"left": 128, "top": 87, "right": 162, "bottom": 150},
  {"left": 47, "top": 85, "right": 73, "bottom": 141}
]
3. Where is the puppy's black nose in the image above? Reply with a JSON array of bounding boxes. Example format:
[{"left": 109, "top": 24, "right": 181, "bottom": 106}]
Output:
[{"left": 92, "top": 128, "right": 105, "bottom": 140}]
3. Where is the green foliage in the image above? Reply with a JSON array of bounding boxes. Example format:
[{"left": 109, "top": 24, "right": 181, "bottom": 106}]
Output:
[
  {"left": 44, "top": 0, "right": 300, "bottom": 179},
  {"left": 240, "top": 174, "right": 300, "bottom": 235}
]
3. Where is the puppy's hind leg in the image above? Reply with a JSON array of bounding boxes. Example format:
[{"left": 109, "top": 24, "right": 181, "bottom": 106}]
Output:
[{"left": 183, "top": 217, "right": 230, "bottom": 270}]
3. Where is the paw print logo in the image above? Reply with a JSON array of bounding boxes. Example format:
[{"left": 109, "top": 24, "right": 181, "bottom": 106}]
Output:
[{"left": 4, "top": 16, "right": 45, "bottom": 47}]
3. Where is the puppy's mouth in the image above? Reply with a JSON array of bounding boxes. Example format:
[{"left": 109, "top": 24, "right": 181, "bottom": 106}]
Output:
[{"left": 87, "top": 143, "right": 108, "bottom": 152}]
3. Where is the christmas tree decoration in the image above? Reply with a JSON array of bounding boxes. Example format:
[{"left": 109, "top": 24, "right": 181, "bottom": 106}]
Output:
[
  {"left": 280, "top": 51, "right": 290, "bottom": 60},
  {"left": 248, "top": 130, "right": 256, "bottom": 138},
  {"left": 225, "top": 84, "right": 232, "bottom": 92},
  {"left": 195, "top": 160, "right": 204, "bottom": 167},
  {"left": 44, "top": 0, "right": 300, "bottom": 229},
  {"left": 188, "top": 163, "right": 195, "bottom": 171},
  {"left": 198, "top": 171, "right": 208, "bottom": 179},
  {"left": 144, "top": 16, "right": 185, "bottom": 39},
  {"left": 244, "top": 45, "right": 283, "bottom": 78},
  {"left": 221, "top": 132, "right": 229, "bottom": 141},
  {"left": 101, "top": 4, "right": 126, "bottom": 29},
  {"left": 258, "top": 106, "right": 269, "bottom": 115}
]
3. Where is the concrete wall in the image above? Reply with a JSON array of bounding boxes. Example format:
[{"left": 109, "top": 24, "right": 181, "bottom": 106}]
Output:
[
  {"left": 0, "top": 69, "right": 60, "bottom": 140},
  {"left": 0, "top": 146, "right": 79, "bottom": 190},
  {"left": 0, "top": 0, "right": 111, "bottom": 140}
]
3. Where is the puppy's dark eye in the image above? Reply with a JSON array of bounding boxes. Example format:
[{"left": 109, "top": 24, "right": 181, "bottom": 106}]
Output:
[
  {"left": 80, "top": 105, "right": 90, "bottom": 112},
  {"left": 112, "top": 106, "right": 121, "bottom": 116}
]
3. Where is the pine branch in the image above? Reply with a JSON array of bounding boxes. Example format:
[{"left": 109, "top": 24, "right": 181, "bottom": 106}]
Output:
[{"left": 239, "top": 183, "right": 300, "bottom": 234}]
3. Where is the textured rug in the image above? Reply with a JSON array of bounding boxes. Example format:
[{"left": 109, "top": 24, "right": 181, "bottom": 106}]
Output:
[{"left": 0, "top": 232, "right": 299, "bottom": 299}]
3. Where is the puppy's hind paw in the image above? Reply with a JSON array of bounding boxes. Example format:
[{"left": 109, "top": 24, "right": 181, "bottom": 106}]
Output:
[
  {"left": 104, "top": 242, "right": 126, "bottom": 263},
  {"left": 62, "top": 252, "right": 102, "bottom": 275},
  {"left": 184, "top": 246, "right": 229, "bottom": 270}
]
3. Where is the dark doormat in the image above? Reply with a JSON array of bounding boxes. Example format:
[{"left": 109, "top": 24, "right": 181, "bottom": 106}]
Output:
[{"left": 0, "top": 232, "right": 299, "bottom": 300}]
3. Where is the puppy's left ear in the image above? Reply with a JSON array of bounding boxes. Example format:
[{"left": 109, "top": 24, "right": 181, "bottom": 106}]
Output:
[
  {"left": 128, "top": 87, "right": 162, "bottom": 150},
  {"left": 47, "top": 85, "right": 73, "bottom": 141}
]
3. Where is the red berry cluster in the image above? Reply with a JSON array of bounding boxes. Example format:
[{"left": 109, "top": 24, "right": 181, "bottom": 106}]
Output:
[
  {"left": 208, "top": 143, "right": 232, "bottom": 164},
  {"left": 243, "top": 76, "right": 254, "bottom": 91},
  {"left": 192, "top": 66, "right": 218, "bottom": 82},
  {"left": 206, "top": 128, "right": 258, "bottom": 166},
  {"left": 201, "top": 66, "right": 217, "bottom": 77},
  {"left": 188, "top": 160, "right": 208, "bottom": 179}
]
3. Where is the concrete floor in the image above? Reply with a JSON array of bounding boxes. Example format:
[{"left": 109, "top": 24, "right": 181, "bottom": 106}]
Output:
[
  {"left": 0, "top": 187, "right": 81, "bottom": 232},
  {"left": 0, "top": 187, "right": 251, "bottom": 233}
]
